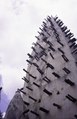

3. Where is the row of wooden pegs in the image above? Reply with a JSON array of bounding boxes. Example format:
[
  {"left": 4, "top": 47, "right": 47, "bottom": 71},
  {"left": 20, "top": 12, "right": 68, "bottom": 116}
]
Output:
[{"left": 54, "top": 16, "right": 77, "bottom": 55}]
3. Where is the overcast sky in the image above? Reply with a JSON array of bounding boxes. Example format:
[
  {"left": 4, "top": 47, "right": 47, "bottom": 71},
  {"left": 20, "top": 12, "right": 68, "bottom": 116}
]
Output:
[{"left": 0, "top": 0, "right": 77, "bottom": 100}]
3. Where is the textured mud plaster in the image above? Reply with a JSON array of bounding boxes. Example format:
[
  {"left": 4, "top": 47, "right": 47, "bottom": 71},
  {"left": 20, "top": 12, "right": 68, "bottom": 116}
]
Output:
[
  {"left": 22, "top": 16, "right": 77, "bottom": 119},
  {"left": 5, "top": 15, "right": 77, "bottom": 119},
  {"left": 4, "top": 91, "right": 29, "bottom": 119}
]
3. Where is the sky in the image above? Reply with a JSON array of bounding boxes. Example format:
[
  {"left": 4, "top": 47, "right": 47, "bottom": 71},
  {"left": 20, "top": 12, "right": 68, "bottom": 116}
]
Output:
[{"left": 0, "top": 0, "right": 77, "bottom": 100}]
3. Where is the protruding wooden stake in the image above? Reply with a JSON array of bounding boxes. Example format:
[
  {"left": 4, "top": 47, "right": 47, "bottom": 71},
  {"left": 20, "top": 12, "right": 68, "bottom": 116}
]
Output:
[
  {"left": 23, "top": 109, "right": 29, "bottom": 115},
  {"left": 35, "top": 36, "right": 40, "bottom": 40},
  {"left": 27, "top": 53, "right": 33, "bottom": 59},
  {"left": 43, "top": 89, "right": 52, "bottom": 96},
  {"left": 37, "top": 43, "right": 45, "bottom": 50},
  {"left": 61, "top": 26, "right": 67, "bottom": 32},
  {"left": 32, "top": 62, "right": 38, "bottom": 68},
  {"left": 33, "top": 82, "right": 40, "bottom": 88},
  {"left": 47, "top": 63, "right": 54, "bottom": 69},
  {"left": 29, "top": 73, "right": 37, "bottom": 79},
  {"left": 73, "top": 44, "right": 77, "bottom": 49},
  {"left": 54, "top": 16, "right": 58, "bottom": 21},
  {"left": 66, "top": 94, "right": 77, "bottom": 103},
  {"left": 29, "top": 96, "right": 37, "bottom": 102},
  {"left": 19, "top": 90, "right": 26, "bottom": 95},
  {"left": 63, "top": 67, "right": 71, "bottom": 74},
  {"left": 31, "top": 46, "right": 38, "bottom": 54},
  {"left": 49, "top": 45, "right": 55, "bottom": 52},
  {"left": 37, "top": 67, "right": 44, "bottom": 75},
  {"left": 43, "top": 76, "right": 51, "bottom": 83},
  {"left": 26, "top": 60, "right": 32, "bottom": 65},
  {"left": 50, "top": 53, "right": 54, "bottom": 59},
  {"left": 18, "top": 88, "right": 23, "bottom": 91},
  {"left": 58, "top": 21, "right": 63, "bottom": 26},
  {"left": 23, "top": 69, "right": 37, "bottom": 79},
  {"left": 23, "top": 69, "right": 29, "bottom": 75},
  {"left": 52, "top": 72, "right": 60, "bottom": 78},
  {"left": 64, "top": 79, "right": 75, "bottom": 86},
  {"left": 26, "top": 86, "right": 33, "bottom": 91},
  {"left": 23, "top": 101, "right": 29, "bottom": 106},
  {"left": 30, "top": 110, "right": 39, "bottom": 117},
  {"left": 62, "top": 54, "right": 69, "bottom": 62},
  {"left": 69, "top": 43, "right": 76, "bottom": 48},
  {"left": 39, "top": 107, "right": 49, "bottom": 113},
  {"left": 68, "top": 38, "right": 76, "bottom": 43},
  {"left": 57, "top": 40, "right": 64, "bottom": 47},
  {"left": 64, "top": 29, "right": 70, "bottom": 34},
  {"left": 58, "top": 48, "right": 64, "bottom": 54},
  {"left": 39, "top": 27, "right": 43, "bottom": 32},
  {"left": 22, "top": 77, "right": 29, "bottom": 83},
  {"left": 53, "top": 103, "right": 61, "bottom": 109},
  {"left": 47, "top": 40, "right": 53, "bottom": 46},
  {"left": 72, "top": 49, "right": 77, "bottom": 54}
]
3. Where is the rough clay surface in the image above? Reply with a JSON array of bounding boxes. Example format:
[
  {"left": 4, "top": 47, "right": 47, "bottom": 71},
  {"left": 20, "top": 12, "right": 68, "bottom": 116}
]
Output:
[{"left": 5, "top": 16, "right": 77, "bottom": 119}]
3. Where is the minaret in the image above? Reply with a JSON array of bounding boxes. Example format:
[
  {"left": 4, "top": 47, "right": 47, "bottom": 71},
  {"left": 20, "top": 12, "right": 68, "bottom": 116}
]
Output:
[{"left": 21, "top": 15, "right": 77, "bottom": 119}]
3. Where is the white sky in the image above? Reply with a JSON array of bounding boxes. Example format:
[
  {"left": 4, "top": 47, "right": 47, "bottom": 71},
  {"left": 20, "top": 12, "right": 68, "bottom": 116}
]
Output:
[{"left": 0, "top": 0, "right": 77, "bottom": 99}]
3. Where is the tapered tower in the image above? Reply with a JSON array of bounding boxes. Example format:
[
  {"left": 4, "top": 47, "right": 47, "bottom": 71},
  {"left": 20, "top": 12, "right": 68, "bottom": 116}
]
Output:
[
  {"left": 21, "top": 15, "right": 77, "bottom": 119},
  {"left": 5, "top": 15, "right": 77, "bottom": 119}
]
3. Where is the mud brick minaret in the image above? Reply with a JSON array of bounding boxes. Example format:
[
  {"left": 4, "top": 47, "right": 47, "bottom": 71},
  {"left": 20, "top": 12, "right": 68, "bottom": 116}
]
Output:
[
  {"left": 21, "top": 15, "right": 77, "bottom": 119},
  {"left": 5, "top": 15, "right": 77, "bottom": 119}
]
